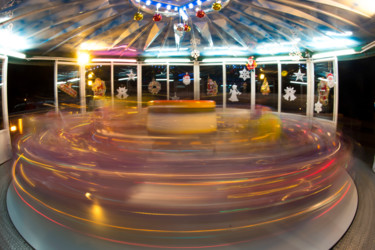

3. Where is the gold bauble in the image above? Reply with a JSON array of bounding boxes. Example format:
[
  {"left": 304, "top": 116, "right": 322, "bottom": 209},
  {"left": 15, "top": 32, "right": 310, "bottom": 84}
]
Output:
[
  {"left": 212, "top": 2, "right": 222, "bottom": 11},
  {"left": 134, "top": 12, "right": 143, "bottom": 21}
]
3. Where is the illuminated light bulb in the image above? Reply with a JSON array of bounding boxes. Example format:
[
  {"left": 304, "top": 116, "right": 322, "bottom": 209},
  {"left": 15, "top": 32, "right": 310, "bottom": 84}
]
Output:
[
  {"left": 174, "top": 7, "right": 178, "bottom": 11},
  {"left": 260, "top": 73, "right": 265, "bottom": 80},
  {"left": 88, "top": 72, "right": 94, "bottom": 79},
  {"left": 189, "top": 3, "right": 194, "bottom": 9},
  {"left": 156, "top": 3, "right": 161, "bottom": 8},
  {"left": 146, "top": 0, "right": 151, "bottom": 6},
  {"left": 88, "top": 80, "right": 93, "bottom": 86},
  {"left": 10, "top": 125, "right": 17, "bottom": 132},
  {"left": 167, "top": 5, "right": 171, "bottom": 10},
  {"left": 197, "top": 0, "right": 202, "bottom": 5},
  {"left": 77, "top": 51, "right": 90, "bottom": 65},
  {"left": 85, "top": 192, "right": 92, "bottom": 199}
]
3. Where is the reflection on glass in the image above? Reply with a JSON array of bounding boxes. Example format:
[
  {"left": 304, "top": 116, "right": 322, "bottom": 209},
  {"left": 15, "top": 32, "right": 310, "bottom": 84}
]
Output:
[
  {"left": 142, "top": 65, "right": 167, "bottom": 107},
  {"left": 57, "top": 64, "right": 80, "bottom": 111},
  {"left": 200, "top": 65, "right": 223, "bottom": 106},
  {"left": 281, "top": 63, "right": 307, "bottom": 115},
  {"left": 314, "top": 61, "right": 334, "bottom": 120},
  {"left": 0, "top": 59, "right": 3, "bottom": 130},
  {"left": 256, "top": 64, "right": 278, "bottom": 111},
  {"left": 169, "top": 65, "right": 194, "bottom": 100},
  {"left": 114, "top": 65, "right": 138, "bottom": 107},
  {"left": 226, "top": 64, "right": 250, "bottom": 109}
]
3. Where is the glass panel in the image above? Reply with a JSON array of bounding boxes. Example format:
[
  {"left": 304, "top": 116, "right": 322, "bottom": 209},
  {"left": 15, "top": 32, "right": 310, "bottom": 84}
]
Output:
[
  {"left": 142, "top": 65, "right": 167, "bottom": 107},
  {"left": 169, "top": 65, "right": 194, "bottom": 100},
  {"left": 0, "top": 59, "right": 3, "bottom": 130},
  {"left": 281, "top": 63, "right": 307, "bottom": 115},
  {"left": 200, "top": 65, "right": 223, "bottom": 107},
  {"left": 57, "top": 64, "right": 80, "bottom": 112},
  {"left": 114, "top": 65, "right": 138, "bottom": 108},
  {"left": 85, "top": 65, "right": 111, "bottom": 110},
  {"left": 313, "top": 61, "right": 335, "bottom": 120},
  {"left": 255, "top": 64, "right": 278, "bottom": 111},
  {"left": 226, "top": 64, "right": 250, "bottom": 109}
]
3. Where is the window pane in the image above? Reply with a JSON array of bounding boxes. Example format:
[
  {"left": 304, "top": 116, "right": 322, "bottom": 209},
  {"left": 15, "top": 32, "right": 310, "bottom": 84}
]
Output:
[
  {"left": 85, "top": 65, "right": 111, "bottom": 110},
  {"left": 114, "top": 65, "right": 138, "bottom": 108},
  {"left": 281, "top": 63, "right": 307, "bottom": 115},
  {"left": 200, "top": 65, "right": 223, "bottom": 107},
  {"left": 314, "top": 61, "right": 335, "bottom": 120},
  {"left": 142, "top": 65, "right": 167, "bottom": 107},
  {"left": 58, "top": 64, "right": 80, "bottom": 112},
  {"left": 256, "top": 64, "right": 278, "bottom": 111},
  {"left": 0, "top": 59, "right": 3, "bottom": 130},
  {"left": 169, "top": 65, "right": 194, "bottom": 100},
  {"left": 226, "top": 64, "right": 250, "bottom": 109}
]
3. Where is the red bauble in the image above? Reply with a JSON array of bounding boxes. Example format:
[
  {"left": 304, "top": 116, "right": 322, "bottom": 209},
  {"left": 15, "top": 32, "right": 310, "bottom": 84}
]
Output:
[
  {"left": 196, "top": 10, "right": 205, "bottom": 18},
  {"left": 153, "top": 13, "right": 162, "bottom": 22},
  {"left": 184, "top": 24, "right": 191, "bottom": 32}
]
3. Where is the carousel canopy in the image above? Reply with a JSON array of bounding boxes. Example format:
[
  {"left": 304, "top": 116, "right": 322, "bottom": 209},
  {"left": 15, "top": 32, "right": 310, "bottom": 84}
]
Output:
[{"left": 1, "top": 0, "right": 375, "bottom": 59}]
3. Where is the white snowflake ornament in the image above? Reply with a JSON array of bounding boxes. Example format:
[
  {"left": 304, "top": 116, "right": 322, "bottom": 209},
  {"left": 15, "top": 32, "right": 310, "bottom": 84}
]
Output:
[
  {"left": 283, "top": 87, "right": 297, "bottom": 101},
  {"left": 116, "top": 86, "right": 128, "bottom": 99},
  {"left": 127, "top": 70, "right": 136, "bottom": 81},
  {"left": 315, "top": 101, "right": 323, "bottom": 113},
  {"left": 294, "top": 68, "right": 305, "bottom": 81},
  {"left": 239, "top": 68, "right": 250, "bottom": 81}
]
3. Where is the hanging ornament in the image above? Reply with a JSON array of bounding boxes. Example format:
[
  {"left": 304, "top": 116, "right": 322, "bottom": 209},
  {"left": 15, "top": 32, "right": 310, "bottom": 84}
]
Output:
[
  {"left": 196, "top": 10, "right": 205, "bottom": 18},
  {"left": 148, "top": 78, "right": 161, "bottom": 95},
  {"left": 153, "top": 13, "right": 162, "bottom": 22},
  {"left": 176, "top": 23, "right": 185, "bottom": 32},
  {"left": 58, "top": 83, "right": 77, "bottom": 97},
  {"left": 184, "top": 24, "right": 191, "bottom": 32},
  {"left": 191, "top": 49, "right": 200, "bottom": 60},
  {"left": 239, "top": 68, "right": 250, "bottom": 81},
  {"left": 229, "top": 85, "right": 241, "bottom": 102},
  {"left": 318, "top": 80, "right": 330, "bottom": 106},
  {"left": 127, "top": 69, "right": 136, "bottom": 81},
  {"left": 134, "top": 11, "right": 143, "bottom": 21},
  {"left": 246, "top": 56, "right": 257, "bottom": 70},
  {"left": 116, "top": 86, "right": 129, "bottom": 99},
  {"left": 260, "top": 77, "right": 270, "bottom": 95},
  {"left": 92, "top": 78, "right": 106, "bottom": 97},
  {"left": 293, "top": 68, "right": 305, "bottom": 81},
  {"left": 182, "top": 73, "right": 191, "bottom": 85},
  {"left": 207, "top": 77, "right": 218, "bottom": 96},
  {"left": 212, "top": 2, "right": 222, "bottom": 11},
  {"left": 283, "top": 87, "right": 297, "bottom": 101},
  {"left": 314, "top": 101, "right": 323, "bottom": 113},
  {"left": 326, "top": 73, "right": 335, "bottom": 88}
]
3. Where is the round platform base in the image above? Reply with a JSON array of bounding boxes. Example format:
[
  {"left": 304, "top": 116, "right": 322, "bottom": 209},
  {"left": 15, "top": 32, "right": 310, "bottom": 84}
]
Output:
[{"left": 7, "top": 170, "right": 357, "bottom": 250}]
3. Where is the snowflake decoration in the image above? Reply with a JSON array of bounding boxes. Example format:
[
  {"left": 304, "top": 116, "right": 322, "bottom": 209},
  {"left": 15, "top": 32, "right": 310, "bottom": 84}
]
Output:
[
  {"left": 191, "top": 49, "right": 200, "bottom": 60},
  {"left": 239, "top": 68, "right": 250, "bottom": 81},
  {"left": 283, "top": 87, "right": 297, "bottom": 101},
  {"left": 116, "top": 87, "right": 128, "bottom": 99},
  {"left": 190, "top": 38, "right": 200, "bottom": 46},
  {"left": 289, "top": 44, "right": 303, "bottom": 61},
  {"left": 315, "top": 101, "right": 323, "bottom": 113},
  {"left": 127, "top": 70, "right": 136, "bottom": 81},
  {"left": 293, "top": 68, "right": 305, "bottom": 81}
]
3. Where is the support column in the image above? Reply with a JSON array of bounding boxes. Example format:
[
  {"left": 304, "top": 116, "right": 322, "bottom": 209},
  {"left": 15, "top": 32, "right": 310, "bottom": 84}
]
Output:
[
  {"left": 79, "top": 64, "right": 86, "bottom": 113},
  {"left": 167, "top": 63, "right": 170, "bottom": 100},
  {"left": 251, "top": 69, "right": 255, "bottom": 111},
  {"left": 137, "top": 62, "right": 142, "bottom": 110},
  {"left": 194, "top": 61, "right": 200, "bottom": 100},
  {"left": 278, "top": 61, "right": 282, "bottom": 113},
  {"left": 223, "top": 63, "right": 227, "bottom": 109},
  {"left": 110, "top": 61, "right": 114, "bottom": 107},
  {"left": 54, "top": 61, "right": 58, "bottom": 113},
  {"left": 306, "top": 59, "right": 315, "bottom": 118},
  {"left": 333, "top": 56, "right": 339, "bottom": 125}
]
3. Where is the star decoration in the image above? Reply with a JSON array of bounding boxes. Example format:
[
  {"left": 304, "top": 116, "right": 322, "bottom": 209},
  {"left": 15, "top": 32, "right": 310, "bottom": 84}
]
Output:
[
  {"left": 315, "top": 101, "right": 323, "bottom": 113},
  {"left": 127, "top": 70, "right": 136, "bottom": 81},
  {"left": 293, "top": 68, "right": 305, "bottom": 81},
  {"left": 239, "top": 68, "right": 250, "bottom": 81}
]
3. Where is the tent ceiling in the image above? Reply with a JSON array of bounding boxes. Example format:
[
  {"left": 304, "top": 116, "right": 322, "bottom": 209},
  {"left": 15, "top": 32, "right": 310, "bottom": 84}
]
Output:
[{"left": 1, "top": 0, "right": 375, "bottom": 59}]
